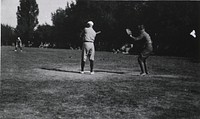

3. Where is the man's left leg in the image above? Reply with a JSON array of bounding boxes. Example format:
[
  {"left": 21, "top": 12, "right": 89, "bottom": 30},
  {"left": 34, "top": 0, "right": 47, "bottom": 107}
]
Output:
[
  {"left": 138, "top": 56, "right": 145, "bottom": 75},
  {"left": 90, "top": 60, "right": 94, "bottom": 74},
  {"left": 144, "top": 59, "right": 148, "bottom": 74},
  {"left": 81, "top": 60, "right": 85, "bottom": 73},
  {"left": 89, "top": 44, "right": 95, "bottom": 74}
]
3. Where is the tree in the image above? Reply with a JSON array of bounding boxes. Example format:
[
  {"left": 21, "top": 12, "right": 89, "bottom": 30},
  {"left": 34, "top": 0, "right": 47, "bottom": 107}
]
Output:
[
  {"left": 34, "top": 24, "right": 54, "bottom": 47},
  {"left": 50, "top": 1, "right": 199, "bottom": 57},
  {"left": 51, "top": 8, "right": 69, "bottom": 48},
  {"left": 16, "top": 0, "right": 39, "bottom": 46},
  {"left": 1, "top": 24, "right": 16, "bottom": 46}
]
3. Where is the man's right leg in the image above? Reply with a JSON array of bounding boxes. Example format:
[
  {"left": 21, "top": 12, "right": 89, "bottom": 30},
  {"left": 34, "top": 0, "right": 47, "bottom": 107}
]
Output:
[
  {"left": 15, "top": 44, "right": 18, "bottom": 51},
  {"left": 19, "top": 44, "right": 23, "bottom": 51},
  {"left": 81, "top": 44, "right": 87, "bottom": 74},
  {"left": 81, "top": 60, "right": 85, "bottom": 72}
]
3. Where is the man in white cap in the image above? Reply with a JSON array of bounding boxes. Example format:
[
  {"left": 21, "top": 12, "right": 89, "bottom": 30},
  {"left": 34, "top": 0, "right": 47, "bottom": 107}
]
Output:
[{"left": 80, "top": 21, "right": 101, "bottom": 74}]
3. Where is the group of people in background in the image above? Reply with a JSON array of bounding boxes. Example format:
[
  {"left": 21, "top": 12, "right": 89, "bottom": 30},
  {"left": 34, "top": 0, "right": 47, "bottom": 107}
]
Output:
[{"left": 112, "top": 43, "right": 134, "bottom": 55}]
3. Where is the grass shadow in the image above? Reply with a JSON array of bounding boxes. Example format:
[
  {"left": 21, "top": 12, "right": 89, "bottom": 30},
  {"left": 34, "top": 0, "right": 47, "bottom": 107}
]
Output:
[
  {"left": 40, "top": 67, "right": 125, "bottom": 74},
  {"left": 40, "top": 67, "right": 80, "bottom": 74},
  {"left": 94, "top": 69, "right": 125, "bottom": 74}
]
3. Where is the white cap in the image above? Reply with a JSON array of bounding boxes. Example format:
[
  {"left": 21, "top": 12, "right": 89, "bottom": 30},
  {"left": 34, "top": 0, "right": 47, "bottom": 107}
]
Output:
[{"left": 87, "top": 21, "right": 94, "bottom": 26}]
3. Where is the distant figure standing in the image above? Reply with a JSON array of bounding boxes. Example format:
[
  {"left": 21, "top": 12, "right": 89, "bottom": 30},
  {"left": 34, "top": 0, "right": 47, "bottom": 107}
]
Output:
[
  {"left": 15, "top": 37, "right": 23, "bottom": 52},
  {"left": 129, "top": 25, "right": 153, "bottom": 76},
  {"left": 80, "top": 21, "right": 101, "bottom": 74}
]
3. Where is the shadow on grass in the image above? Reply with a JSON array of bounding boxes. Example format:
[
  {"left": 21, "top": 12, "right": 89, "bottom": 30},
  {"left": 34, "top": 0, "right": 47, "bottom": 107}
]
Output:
[
  {"left": 40, "top": 67, "right": 80, "bottom": 74},
  {"left": 40, "top": 67, "right": 125, "bottom": 74},
  {"left": 94, "top": 69, "right": 125, "bottom": 74}
]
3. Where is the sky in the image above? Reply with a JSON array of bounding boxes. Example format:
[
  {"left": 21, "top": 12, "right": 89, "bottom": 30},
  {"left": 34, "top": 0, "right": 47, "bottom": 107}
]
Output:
[{"left": 1, "top": 0, "right": 75, "bottom": 27}]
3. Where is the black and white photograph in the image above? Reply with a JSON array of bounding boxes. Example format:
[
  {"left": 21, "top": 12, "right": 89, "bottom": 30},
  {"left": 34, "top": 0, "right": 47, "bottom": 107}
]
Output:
[{"left": 1, "top": 0, "right": 200, "bottom": 118}]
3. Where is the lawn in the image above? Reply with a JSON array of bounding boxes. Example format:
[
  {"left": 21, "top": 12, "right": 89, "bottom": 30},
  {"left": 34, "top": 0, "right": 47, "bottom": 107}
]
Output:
[{"left": 1, "top": 46, "right": 200, "bottom": 119}]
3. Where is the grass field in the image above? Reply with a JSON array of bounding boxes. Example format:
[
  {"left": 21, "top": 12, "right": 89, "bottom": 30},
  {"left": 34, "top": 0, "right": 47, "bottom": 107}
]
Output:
[{"left": 1, "top": 46, "right": 200, "bottom": 119}]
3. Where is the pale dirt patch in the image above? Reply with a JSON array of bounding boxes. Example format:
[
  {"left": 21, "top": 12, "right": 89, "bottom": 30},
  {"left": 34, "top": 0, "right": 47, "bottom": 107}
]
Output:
[
  {"left": 35, "top": 66, "right": 192, "bottom": 82},
  {"left": 34, "top": 66, "right": 119, "bottom": 81}
]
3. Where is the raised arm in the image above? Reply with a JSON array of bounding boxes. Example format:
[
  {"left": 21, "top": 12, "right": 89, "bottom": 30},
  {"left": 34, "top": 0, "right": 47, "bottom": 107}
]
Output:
[
  {"left": 80, "top": 30, "right": 85, "bottom": 38},
  {"left": 96, "top": 31, "right": 101, "bottom": 35},
  {"left": 129, "top": 34, "right": 144, "bottom": 41}
]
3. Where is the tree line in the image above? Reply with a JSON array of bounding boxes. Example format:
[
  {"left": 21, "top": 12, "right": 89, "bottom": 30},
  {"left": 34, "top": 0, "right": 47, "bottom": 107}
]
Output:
[{"left": 1, "top": 0, "right": 200, "bottom": 58}]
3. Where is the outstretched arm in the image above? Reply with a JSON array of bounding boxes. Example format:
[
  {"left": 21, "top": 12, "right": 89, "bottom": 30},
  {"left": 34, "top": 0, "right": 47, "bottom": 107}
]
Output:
[
  {"left": 96, "top": 31, "right": 101, "bottom": 35},
  {"left": 129, "top": 34, "right": 144, "bottom": 41},
  {"left": 129, "top": 35, "right": 136, "bottom": 40},
  {"left": 80, "top": 30, "right": 85, "bottom": 38}
]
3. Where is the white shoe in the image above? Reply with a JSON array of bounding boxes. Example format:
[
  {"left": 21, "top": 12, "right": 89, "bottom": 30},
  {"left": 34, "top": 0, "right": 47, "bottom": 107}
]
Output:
[
  {"left": 14, "top": 50, "right": 17, "bottom": 52},
  {"left": 140, "top": 73, "right": 146, "bottom": 76},
  {"left": 90, "top": 72, "right": 94, "bottom": 75},
  {"left": 80, "top": 71, "right": 84, "bottom": 74}
]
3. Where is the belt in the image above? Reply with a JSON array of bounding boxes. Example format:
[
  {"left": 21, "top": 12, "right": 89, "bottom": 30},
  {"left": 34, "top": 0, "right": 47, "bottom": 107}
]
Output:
[{"left": 84, "top": 41, "right": 93, "bottom": 43}]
